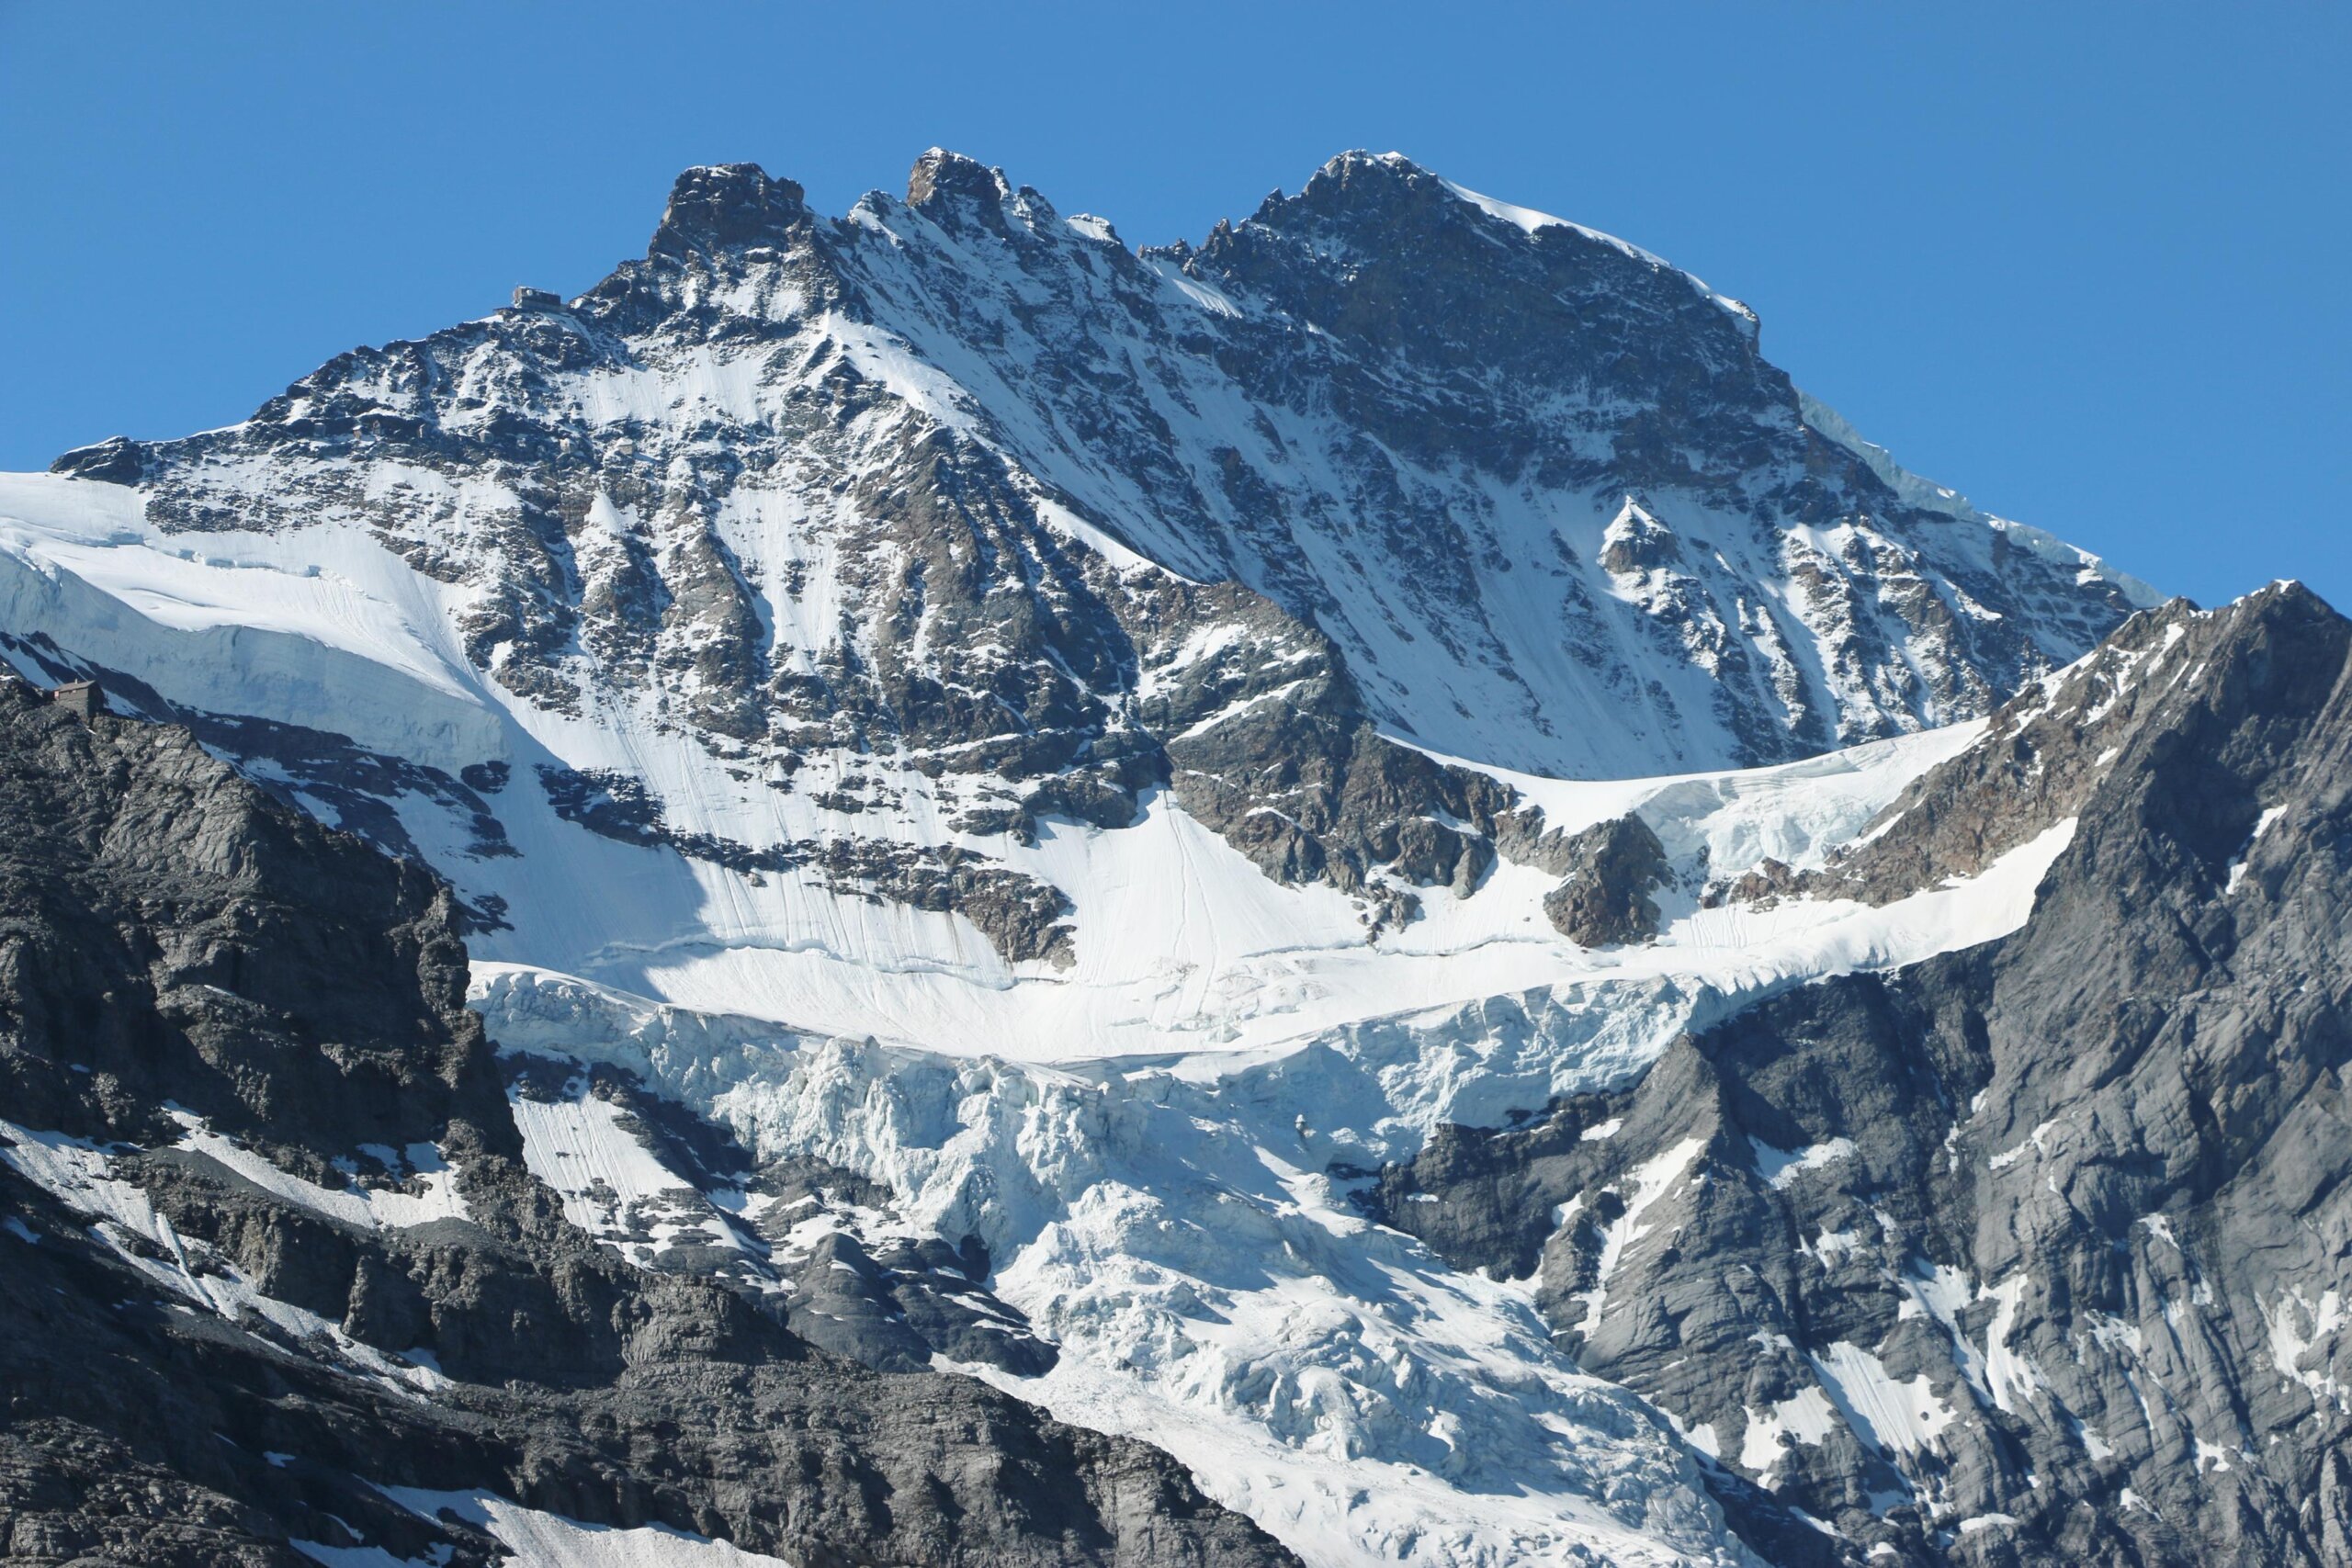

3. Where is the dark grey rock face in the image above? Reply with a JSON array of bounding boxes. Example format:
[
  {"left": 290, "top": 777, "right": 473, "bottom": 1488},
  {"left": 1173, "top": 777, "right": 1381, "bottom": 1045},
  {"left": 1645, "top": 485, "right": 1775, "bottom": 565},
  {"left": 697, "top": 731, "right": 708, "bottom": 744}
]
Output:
[
  {"left": 0, "top": 676, "right": 512, "bottom": 1174},
  {"left": 1368, "top": 584, "right": 2352, "bottom": 1565},
  {"left": 1542, "top": 814, "right": 1672, "bottom": 946},
  {"left": 0, "top": 632, "right": 520, "bottom": 914},
  {"left": 1712, "top": 591, "right": 2322, "bottom": 911},
  {"left": 0, "top": 681, "right": 1295, "bottom": 1567}
]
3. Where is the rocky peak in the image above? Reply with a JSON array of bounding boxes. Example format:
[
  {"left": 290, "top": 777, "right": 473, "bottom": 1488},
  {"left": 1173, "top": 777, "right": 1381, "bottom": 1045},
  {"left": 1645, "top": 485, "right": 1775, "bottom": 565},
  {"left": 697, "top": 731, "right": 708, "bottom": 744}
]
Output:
[
  {"left": 0, "top": 679, "right": 514, "bottom": 1170},
  {"left": 47, "top": 432, "right": 145, "bottom": 485},
  {"left": 1281, "top": 148, "right": 1448, "bottom": 220},
  {"left": 1724, "top": 580, "right": 2350, "bottom": 911},
  {"left": 648, "top": 162, "right": 809, "bottom": 259},
  {"left": 1191, "top": 146, "right": 1774, "bottom": 418},
  {"left": 905, "top": 145, "right": 1012, "bottom": 213},
  {"left": 1600, "top": 497, "right": 1684, "bottom": 574}
]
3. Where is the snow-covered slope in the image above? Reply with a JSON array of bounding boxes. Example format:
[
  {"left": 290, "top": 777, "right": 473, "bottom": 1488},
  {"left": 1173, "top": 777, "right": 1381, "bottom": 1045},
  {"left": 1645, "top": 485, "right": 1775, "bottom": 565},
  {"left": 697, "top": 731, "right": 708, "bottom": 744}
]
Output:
[
  {"left": 0, "top": 149, "right": 2165, "bottom": 1567},
  {"left": 0, "top": 458, "right": 2036, "bottom": 1067}
]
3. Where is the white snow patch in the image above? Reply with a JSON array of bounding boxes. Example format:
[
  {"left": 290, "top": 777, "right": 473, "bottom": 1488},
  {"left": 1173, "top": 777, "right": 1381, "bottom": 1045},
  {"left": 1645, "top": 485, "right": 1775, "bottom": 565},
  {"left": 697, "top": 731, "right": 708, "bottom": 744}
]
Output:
[
  {"left": 1800, "top": 1228, "right": 1867, "bottom": 1266},
  {"left": 508, "top": 1084, "right": 746, "bottom": 1264},
  {"left": 1980, "top": 1276, "right": 2044, "bottom": 1412},
  {"left": 1988, "top": 1118, "right": 2059, "bottom": 1172},
  {"left": 378, "top": 1486, "right": 797, "bottom": 1565},
  {"left": 1750, "top": 1136, "right": 1857, "bottom": 1190},
  {"left": 1739, "top": 1386, "right": 1838, "bottom": 1476},
  {"left": 2266, "top": 1288, "right": 2348, "bottom": 1411},
  {"left": 1810, "top": 1341, "right": 1959, "bottom": 1456},
  {"left": 2227, "top": 804, "right": 2290, "bottom": 893},
  {"left": 1570, "top": 1137, "right": 1707, "bottom": 1337},
  {"left": 1958, "top": 1514, "right": 2019, "bottom": 1536},
  {"left": 166, "top": 1111, "right": 469, "bottom": 1231}
]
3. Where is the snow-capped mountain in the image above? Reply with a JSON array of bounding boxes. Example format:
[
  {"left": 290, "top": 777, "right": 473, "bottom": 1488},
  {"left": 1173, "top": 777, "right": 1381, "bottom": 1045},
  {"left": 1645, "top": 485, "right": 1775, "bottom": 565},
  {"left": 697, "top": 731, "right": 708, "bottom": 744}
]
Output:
[
  {"left": 6, "top": 149, "right": 2153, "bottom": 978},
  {"left": 52, "top": 150, "right": 2152, "bottom": 784},
  {"left": 7, "top": 150, "right": 2335, "bottom": 1568}
]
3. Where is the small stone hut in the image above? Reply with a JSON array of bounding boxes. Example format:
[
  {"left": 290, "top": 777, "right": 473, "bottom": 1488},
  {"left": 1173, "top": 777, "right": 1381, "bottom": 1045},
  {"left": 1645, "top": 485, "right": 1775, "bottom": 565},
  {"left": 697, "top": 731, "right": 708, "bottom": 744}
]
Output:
[{"left": 49, "top": 680, "right": 100, "bottom": 720}]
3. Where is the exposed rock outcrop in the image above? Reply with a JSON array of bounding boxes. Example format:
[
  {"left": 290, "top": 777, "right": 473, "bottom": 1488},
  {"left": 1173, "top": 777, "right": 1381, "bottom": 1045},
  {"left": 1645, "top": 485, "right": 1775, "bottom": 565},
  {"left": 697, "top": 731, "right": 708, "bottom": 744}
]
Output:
[
  {"left": 1542, "top": 814, "right": 1672, "bottom": 946},
  {"left": 1369, "top": 583, "right": 2352, "bottom": 1564}
]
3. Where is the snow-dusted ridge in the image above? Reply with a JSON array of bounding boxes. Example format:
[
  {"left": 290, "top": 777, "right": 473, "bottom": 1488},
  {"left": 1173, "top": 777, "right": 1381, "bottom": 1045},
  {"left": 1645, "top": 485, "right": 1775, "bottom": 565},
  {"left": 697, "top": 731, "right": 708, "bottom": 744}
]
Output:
[
  {"left": 1793, "top": 388, "right": 2160, "bottom": 613},
  {"left": 0, "top": 1118, "right": 455, "bottom": 1401},
  {"left": 1429, "top": 163, "right": 1759, "bottom": 329}
]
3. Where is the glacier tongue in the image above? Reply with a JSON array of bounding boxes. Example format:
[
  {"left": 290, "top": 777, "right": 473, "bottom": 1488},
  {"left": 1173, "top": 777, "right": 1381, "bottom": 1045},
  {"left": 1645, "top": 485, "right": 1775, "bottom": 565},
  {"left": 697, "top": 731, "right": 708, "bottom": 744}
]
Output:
[{"left": 479, "top": 972, "right": 1757, "bottom": 1568}]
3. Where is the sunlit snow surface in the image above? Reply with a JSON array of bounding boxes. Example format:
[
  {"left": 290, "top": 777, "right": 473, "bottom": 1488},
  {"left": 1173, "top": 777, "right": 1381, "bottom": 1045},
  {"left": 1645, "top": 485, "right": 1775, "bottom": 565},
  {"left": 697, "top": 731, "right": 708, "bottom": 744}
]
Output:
[
  {"left": 0, "top": 468, "right": 2084, "bottom": 1565},
  {"left": 294, "top": 1486, "right": 800, "bottom": 1567}
]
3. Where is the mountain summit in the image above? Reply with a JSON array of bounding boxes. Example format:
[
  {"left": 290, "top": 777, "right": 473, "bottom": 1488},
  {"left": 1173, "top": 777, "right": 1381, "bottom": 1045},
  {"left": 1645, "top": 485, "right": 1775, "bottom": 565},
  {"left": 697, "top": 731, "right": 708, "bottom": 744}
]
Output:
[{"left": 52, "top": 148, "right": 2151, "bottom": 784}]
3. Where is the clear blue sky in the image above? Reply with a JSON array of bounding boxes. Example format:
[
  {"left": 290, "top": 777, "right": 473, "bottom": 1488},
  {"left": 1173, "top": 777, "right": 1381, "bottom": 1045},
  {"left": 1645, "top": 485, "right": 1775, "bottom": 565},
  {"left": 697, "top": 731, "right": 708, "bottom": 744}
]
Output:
[{"left": 2, "top": 3, "right": 2344, "bottom": 609}]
